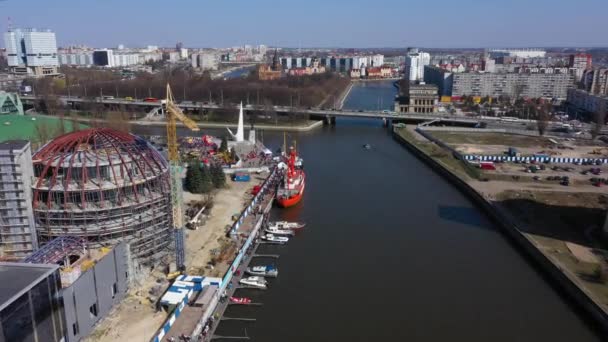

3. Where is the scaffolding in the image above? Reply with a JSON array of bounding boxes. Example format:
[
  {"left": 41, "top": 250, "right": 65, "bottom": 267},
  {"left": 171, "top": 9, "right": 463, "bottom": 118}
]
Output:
[{"left": 32, "top": 128, "right": 173, "bottom": 263}]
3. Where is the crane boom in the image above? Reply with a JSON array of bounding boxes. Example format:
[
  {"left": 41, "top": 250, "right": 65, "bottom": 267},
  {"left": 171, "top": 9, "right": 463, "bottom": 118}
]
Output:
[{"left": 164, "top": 83, "right": 200, "bottom": 270}]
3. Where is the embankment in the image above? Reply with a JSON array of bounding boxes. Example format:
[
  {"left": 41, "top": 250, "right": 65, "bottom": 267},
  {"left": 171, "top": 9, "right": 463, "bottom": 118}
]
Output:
[{"left": 392, "top": 128, "right": 608, "bottom": 334}]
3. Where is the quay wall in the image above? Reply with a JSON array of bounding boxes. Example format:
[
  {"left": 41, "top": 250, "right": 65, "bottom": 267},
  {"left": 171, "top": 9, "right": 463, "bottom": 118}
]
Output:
[{"left": 392, "top": 129, "right": 608, "bottom": 334}]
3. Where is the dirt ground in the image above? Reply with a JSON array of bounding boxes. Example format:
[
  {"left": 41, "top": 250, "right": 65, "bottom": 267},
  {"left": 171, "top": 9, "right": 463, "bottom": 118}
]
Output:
[{"left": 86, "top": 175, "right": 264, "bottom": 342}]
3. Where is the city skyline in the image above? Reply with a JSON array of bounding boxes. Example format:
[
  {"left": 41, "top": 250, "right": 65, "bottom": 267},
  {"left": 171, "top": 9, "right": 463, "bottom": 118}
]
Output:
[{"left": 0, "top": 0, "right": 607, "bottom": 48}]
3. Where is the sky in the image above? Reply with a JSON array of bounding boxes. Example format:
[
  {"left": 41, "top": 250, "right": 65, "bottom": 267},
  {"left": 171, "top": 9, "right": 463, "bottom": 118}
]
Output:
[{"left": 0, "top": 0, "right": 606, "bottom": 49}]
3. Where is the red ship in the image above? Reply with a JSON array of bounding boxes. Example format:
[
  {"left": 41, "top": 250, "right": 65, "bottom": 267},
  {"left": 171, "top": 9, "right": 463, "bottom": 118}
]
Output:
[{"left": 276, "top": 145, "right": 305, "bottom": 208}]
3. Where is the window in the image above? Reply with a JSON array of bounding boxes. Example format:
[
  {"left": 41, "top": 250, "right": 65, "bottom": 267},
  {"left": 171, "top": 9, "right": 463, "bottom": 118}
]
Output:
[
  {"left": 111, "top": 283, "right": 117, "bottom": 298},
  {"left": 89, "top": 303, "right": 98, "bottom": 319}
]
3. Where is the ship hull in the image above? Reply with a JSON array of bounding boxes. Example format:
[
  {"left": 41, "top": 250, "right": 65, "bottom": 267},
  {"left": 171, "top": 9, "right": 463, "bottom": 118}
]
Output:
[{"left": 276, "top": 182, "right": 305, "bottom": 208}]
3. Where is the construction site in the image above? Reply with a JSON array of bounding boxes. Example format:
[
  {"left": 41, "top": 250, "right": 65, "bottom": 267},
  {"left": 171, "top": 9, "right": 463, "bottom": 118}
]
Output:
[{"left": 31, "top": 128, "right": 173, "bottom": 262}]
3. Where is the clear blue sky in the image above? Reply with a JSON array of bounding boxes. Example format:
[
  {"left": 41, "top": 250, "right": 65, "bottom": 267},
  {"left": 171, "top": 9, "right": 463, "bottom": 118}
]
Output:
[{"left": 1, "top": 0, "right": 606, "bottom": 48}]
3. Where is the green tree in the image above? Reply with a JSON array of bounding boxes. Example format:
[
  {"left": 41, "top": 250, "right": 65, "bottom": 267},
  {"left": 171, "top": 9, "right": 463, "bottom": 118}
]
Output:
[
  {"left": 200, "top": 165, "right": 213, "bottom": 193},
  {"left": 210, "top": 164, "right": 226, "bottom": 188},
  {"left": 219, "top": 136, "right": 228, "bottom": 153},
  {"left": 185, "top": 162, "right": 204, "bottom": 193}
]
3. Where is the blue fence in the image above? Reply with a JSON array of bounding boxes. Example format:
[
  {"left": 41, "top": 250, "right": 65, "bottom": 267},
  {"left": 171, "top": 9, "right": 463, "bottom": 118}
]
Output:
[{"left": 464, "top": 155, "right": 608, "bottom": 164}]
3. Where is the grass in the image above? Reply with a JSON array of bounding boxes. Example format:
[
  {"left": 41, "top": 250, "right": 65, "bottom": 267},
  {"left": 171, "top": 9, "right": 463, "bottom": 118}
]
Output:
[
  {"left": 395, "top": 127, "right": 481, "bottom": 180},
  {"left": 429, "top": 131, "right": 553, "bottom": 148},
  {"left": 0, "top": 114, "right": 88, "bottom": 143}
]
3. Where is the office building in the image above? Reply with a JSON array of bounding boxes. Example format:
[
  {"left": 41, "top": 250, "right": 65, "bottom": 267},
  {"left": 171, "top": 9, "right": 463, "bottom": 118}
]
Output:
[
  {"left": 423, "top": 65, "right": 453, "bottom": 97},
  {"left": 3, "top": 28, "right": 59, "bottom": 76},
  {"left": 92, "top": 49, "right": 114, "bottom": 67},
  {"left": 394, "top": 84, "right": 438, "bottom": 113},
  {"left": 0, "top": 140, "right": 38, "bottom": 260},
  {"left": 0, "top": 262, "right": 66, "bottom": 342},
  {"left": 452, "top": 71, "right": 575, "bottom": 99}
]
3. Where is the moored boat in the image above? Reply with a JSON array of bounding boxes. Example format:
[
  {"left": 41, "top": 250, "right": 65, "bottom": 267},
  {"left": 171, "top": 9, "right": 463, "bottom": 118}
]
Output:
[
  {"left": 267, "top": 221, "right": 306, "bottom": 230},
  {"left": 265, "top": 227, "right": 295, "bottom": 236},
  {"left": 239, "top": 276, "right": 268, "bottom": 289},
  {"left": 276, "top": 144, "right": 305, "bottom": 208},
  {"left": 229, "top": 297, "right": 252, "bottom": 304},
  {"left": 246, "top": 265, "right": 278, "bottom": 277},
  {"left": 261, "top": 234, "right": 289, "bottom": 244}
]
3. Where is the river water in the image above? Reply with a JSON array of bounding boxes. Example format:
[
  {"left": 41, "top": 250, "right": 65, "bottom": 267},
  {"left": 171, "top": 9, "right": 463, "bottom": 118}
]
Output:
[{"left": 136, "top": 81, "right": 601, "bottom": 341}]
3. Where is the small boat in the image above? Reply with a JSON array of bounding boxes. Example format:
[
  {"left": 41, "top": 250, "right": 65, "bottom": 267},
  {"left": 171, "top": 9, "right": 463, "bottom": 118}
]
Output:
[
  {"left": 265, "top": 227, "right": 294, "bottom": 236},
  {"left": 262, "top": 234, "right": 289, "bottom": 244},
  {"left": 239, "top": 276, "right": 268, "bottom": 289},
  {"left": 267, "top": 221, "right": 306, "bottom": 230},
  {"left": 246, "top": 265, "right": 278, "bottom": 277},
  {"left": 229, "top": 297, "right": 252, "bottom": 305},
  {"left": 363, "top": 143, "right": 371, "bottom": 149}
]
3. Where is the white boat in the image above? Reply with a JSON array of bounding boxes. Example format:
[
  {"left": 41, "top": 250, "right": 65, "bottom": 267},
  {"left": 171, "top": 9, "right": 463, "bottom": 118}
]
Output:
[
  {"left": 267, "top": 221, "right": 306, "bottom": 230},
  {"left": 265, "top": 227, "right": 294, "bottom": 236},
  {"left": 239, "top": 276, "right": 268, "bottom": 289},
  {"left": 262, "top": 234, "right": 289, "bottom": 244},
  {"left": 246, "top": 265, "right": 278, "bottom": 277}
]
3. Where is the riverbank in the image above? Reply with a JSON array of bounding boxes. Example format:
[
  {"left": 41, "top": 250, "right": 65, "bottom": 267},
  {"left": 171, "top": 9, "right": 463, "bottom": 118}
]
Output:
[
  {"left": 336, "top": 81, "right": 354, "bottom": 109},
  {"left": 393, "top": 125, "right": 608, "bottom": 333}
]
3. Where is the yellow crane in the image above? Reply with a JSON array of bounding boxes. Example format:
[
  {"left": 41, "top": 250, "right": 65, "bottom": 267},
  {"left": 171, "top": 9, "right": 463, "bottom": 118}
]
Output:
[{"left": 163, "top": 84, "right": 200, "bottom": 270}]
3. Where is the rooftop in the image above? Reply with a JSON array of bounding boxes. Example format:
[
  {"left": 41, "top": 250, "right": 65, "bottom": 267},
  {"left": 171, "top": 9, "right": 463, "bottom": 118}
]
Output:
[
  {"left": 0, "top": 262, "right": 58, "bottom": 311},
  {"left": 0, "top": 139, "right": 29, "bottom": 151}
]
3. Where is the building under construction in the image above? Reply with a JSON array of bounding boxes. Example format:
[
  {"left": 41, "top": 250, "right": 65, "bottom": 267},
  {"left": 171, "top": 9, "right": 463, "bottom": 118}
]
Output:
[{"left": 31, "top": 128, "right": 173, "bottom": 262}]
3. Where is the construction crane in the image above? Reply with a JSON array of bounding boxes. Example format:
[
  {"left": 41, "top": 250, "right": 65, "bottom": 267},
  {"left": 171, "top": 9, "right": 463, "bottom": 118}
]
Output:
[{"left": 163, "top": 84, "right": 200, "bottom": 270}]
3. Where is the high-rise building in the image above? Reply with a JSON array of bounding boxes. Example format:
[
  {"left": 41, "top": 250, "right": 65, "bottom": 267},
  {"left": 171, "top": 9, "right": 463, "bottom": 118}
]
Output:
[
  {"left": 569, "top": 53, "right": 592, "bottom": 69},
  {"left": 424, "top": 65, "right": 453, "bottom": 97},
  {"left": 0, "top": 140, "right": 38, "bottom": 260},
  {"left": 406, "top": 49, "right": 430, "bottom": 81},
  {"left": 3, "top": 28, "right": 59, "bottom": 76},
  {"left": 92, "top": 49, "right": 115, "bottom": 67}
]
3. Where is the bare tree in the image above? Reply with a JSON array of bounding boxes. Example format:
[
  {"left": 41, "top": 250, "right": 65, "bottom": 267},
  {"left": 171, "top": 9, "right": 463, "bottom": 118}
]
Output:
[
  {"left": 263, "top": 98, "right": 277, "bottom": 125},
  {"left": 34, "top": 122, "right": 51, "bottom": 145},
  {"left": 591, "top": 100, "right": 607, "bottom": 140},
  {"left": 537, "top": 107, "right": 550, "bottom": 136},
  {"left": 103, "top": 112, "right": 131, "bottom": 132}
]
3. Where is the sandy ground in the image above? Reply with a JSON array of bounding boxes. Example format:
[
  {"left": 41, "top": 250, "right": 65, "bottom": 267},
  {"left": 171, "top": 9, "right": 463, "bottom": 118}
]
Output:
[
  {"left": 86, "top": 175, "right": 264, "bottom": 342},
  {"left": 184, "top": 175, "right": 264, "bottom": 276}
]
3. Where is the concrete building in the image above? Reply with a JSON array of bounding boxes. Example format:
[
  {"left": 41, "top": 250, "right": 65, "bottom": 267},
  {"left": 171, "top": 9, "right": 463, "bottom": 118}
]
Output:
[
  {"left": 394, "top": 83, "right": 438, "bottom": 113},
  {"left": 3, "top": 28, "right": 59, "bottom": 76},
  {"left": 92, "top": 49, "right": 114, "bottom": 67},
  {"left": 0, "top": 74, "right": 26, "bottom": 91},
  {"left": 452, "top": 72, "right": 575, "bottom": 99},
  {"left": 423, "top": 66, "right": 453, "bottom": 97},
  {"left": 489, "top": 48, "right": 546, "bottom": 58},
  {"left": 0, "top": 140, "right": 38, "bottom": 261},
  {"left": 567, "top": 88, "right": 608, "bottom": 115},
  {"left": 0, "top": 92, "right": 24, "bottom": 115},
  {"left": 192, "top": 53, "right": 219, "bottom": 70},
  {"left": 58, "top": 52, "right": 93, "bottom": 66},
  {"left": 0, "top": 262, "right": 66, "bottom": 342},
  {"left": 180, "top": 48, "right": 188, "bottom": 59},
  {"left": 406, "top": 49, "right": 431, "bottom": 81},
  {"left": 32, "top": 128, "right": 173, "bottom": 263},
  {"left": 582, "top": 68, "right": 608, "bottom": 96}
]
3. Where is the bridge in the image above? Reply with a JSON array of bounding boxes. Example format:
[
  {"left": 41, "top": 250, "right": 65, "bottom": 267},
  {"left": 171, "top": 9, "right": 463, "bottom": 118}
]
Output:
[{"left": 20, "top": 95, "right": 480, "bottom": 125}]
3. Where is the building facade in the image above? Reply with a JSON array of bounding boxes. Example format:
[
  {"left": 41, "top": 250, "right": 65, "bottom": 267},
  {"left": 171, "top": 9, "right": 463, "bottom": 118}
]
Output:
[
  {"left": 3, "top": 28, "right": 59, "bottom": 76},
  {"left": 582, "top": 68, "right": 608, "bottom": 96},
  {"left": 0, "top": 92, "right": 24, "bottom": 115},
  {"left": 0, "top": 140, "right": 38, "bottom": 260},
  {"left": 0, "top": 262, "right": 66, "bottom": 342},
  {"left": 394, "top": 84, "right": 438, "bottom": 113},
  {"left": 423, "top": 66, "right": 453, "bottom": 97},
  {"left": 567, "top": 88, "right": 608, "bottom": 115},
  {"left": 452, "top": 72, "right": 575, "bottom": 99},
  {"left": 192, "top": 53, "right": 219, "bottom": 70},
  {"left": 406, "top": 49, "right": 431, "bottom": 81}
]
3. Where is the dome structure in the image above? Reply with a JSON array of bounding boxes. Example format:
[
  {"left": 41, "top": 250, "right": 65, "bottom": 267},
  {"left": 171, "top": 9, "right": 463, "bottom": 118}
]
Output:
[{"left": 32, "top": 128, "right": 172, "bottom": 261}]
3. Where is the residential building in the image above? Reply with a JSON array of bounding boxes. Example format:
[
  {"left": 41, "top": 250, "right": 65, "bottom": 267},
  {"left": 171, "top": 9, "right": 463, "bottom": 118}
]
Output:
[
  {"left": 180, "top": 48, "right": 188, "bottom": 59},
  {"left": 258, "top": 65, "right": 281, "bottom": 80},
  {"left": 452, "top": 71, "right": 576, "bottom": 99},
  {"left": 3, "top": 28, "right": 59, "bottom": 76},
  {"left": 0, "top": 140, "right": 37, "bottom": 260},
  {"left": 287, "top": 59, "right": 326, "bottom": 77},
  {"left": 0, "top": 262, "right": 66, "bottom": 342},
  {"left": 570, "top": 53, "right": 592, "bottom": 69},
  {"left": 489, "top": 48, "right": 546, "bottom": 58},
  {"left": 406, "top": 48, "right": 431, "bottom": 81},
  {"left": 567, "top": 88, "right": 608, "bottom": 115},
  {"left": 581, "top": 68, "right": 608, "bottom": 96},
  {"left": 58, "top": 52, "right": 93, "bottom": 66},
  {"left": 394, "top": 83, "right": 438, "bottom": 113},
  {"left": 423, "top": 65, "right": 453, "bottom": 97},
  {"left": 92, "top": 49, "right": 114, "bottom": 67},
  {"left": 192, "top": 53, "right": 219, "bottom": 70}
]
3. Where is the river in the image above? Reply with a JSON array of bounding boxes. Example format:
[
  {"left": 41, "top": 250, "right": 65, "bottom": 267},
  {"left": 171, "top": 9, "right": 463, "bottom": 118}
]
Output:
[{"left": 135, "top": 81, "right": 601, "bottom": 341}]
